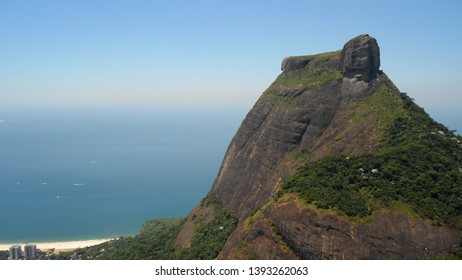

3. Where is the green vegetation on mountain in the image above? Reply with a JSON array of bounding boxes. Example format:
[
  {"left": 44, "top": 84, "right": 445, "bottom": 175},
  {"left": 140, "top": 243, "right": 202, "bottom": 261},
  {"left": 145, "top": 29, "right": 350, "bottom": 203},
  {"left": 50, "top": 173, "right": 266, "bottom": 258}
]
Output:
[
  {"left": 261, "top": 51, "right": 342, "bottom": 106},
  {"left": 56, "top": 195, "right": 237, "bottom": 260},
  {"left": 0, "top": 251, "right": 9, "bottom": 260},
  {"left": 176, "top": 195, "right": 238, "bottom": 259},
  {"left": 441, "top": 247, "right": 462, "bottom": 260},
  {"left": 280, "top": 88, "right": 462, "bottom": 228},
  {"left": 73, "top": 218, "right": 182, "bottom": 259},
  {"left": 344, "top": 84, "right": 406, "bottom": 138}
]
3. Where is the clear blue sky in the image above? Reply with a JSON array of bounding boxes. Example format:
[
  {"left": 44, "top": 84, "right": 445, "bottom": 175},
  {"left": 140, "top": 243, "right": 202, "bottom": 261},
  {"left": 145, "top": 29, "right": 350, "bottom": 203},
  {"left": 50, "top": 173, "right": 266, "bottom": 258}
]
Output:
[{"left": 1, "top": 0, "right": 461, "bottom": 125}]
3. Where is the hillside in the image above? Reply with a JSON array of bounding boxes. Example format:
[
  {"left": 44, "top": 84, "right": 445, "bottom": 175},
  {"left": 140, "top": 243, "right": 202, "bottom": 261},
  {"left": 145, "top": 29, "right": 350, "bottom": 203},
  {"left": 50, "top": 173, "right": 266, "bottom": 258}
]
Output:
[
  {"left": 176, "top": 34, "right": 462, "bottom": 259},
  {"left": 67, "top": 35, "right": 462, "bottom": 260}
]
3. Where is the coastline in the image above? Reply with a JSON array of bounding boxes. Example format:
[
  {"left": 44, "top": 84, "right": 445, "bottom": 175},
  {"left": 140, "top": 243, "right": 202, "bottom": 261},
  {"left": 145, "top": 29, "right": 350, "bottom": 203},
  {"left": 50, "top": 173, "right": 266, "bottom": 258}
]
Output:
[{"left": 0, "top": 238, "right": 112, "bottom": 252}]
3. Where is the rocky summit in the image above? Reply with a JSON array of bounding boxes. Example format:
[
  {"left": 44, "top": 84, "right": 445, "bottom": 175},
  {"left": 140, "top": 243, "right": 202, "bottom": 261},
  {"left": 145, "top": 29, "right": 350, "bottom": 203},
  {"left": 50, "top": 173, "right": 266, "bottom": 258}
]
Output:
[
  {"left": 341, "top": 34, "right": 380, "bottom": 82},
  {"left": 175, "top": 34, "right": 462, "bottom": 259}
]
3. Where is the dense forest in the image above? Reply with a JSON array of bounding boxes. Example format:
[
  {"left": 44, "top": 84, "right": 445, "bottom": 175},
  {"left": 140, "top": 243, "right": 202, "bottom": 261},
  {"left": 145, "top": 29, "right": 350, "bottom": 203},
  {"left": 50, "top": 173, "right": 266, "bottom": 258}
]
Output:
[
  {"left": 47, "top": 195, "right": 237, "bottom": 260},
  {"left": 280, "top": 90, "right": 462, "bottom": 228}
]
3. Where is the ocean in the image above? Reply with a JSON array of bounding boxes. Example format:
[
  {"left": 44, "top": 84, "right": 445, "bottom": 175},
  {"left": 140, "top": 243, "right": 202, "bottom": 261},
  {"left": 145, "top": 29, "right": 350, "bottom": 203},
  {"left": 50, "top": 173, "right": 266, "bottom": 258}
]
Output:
[{"left": 0, "top": 105, "right": 246, "bottom": 243}]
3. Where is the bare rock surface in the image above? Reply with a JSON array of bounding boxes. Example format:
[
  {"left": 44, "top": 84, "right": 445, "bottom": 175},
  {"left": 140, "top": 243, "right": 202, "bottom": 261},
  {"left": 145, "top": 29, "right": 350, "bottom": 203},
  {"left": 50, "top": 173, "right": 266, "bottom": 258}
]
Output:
[{"left": 341, "top": 34, "right": 380, "bottom": 82}]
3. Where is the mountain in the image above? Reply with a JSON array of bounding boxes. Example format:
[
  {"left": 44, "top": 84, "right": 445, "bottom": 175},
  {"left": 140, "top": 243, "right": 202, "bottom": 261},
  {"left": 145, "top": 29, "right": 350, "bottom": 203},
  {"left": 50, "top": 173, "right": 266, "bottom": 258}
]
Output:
[
  {"left": 67, "top": 35, "right": 462, "bottom": 260},
  {"left": 175, "top": 34, "right": 462, "bottom": 259}
]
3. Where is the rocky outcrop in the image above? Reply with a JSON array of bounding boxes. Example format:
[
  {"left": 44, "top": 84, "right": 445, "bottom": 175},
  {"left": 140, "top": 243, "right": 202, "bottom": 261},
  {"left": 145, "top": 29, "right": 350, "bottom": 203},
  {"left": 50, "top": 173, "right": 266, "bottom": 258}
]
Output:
[
  {"left": 281, "top": 52, "right": 341, "bottom": 72},
  {"left": 341, "top": 34, "right": 380, "bottom": 82},
  {"left": 272, "top": 196, "right": 459, "bottom": 259},
  {"left": 222, "top": 195, "right": 460, "bottom": 259},
  {"left": 221, "top": 217, "right": 298, "bottom": 260},
  {"left": 175, "top": 35, "right": 461, "bottom": 259},
  {"left": 281, "top": 56, "right": 311, "bottom": 71}
]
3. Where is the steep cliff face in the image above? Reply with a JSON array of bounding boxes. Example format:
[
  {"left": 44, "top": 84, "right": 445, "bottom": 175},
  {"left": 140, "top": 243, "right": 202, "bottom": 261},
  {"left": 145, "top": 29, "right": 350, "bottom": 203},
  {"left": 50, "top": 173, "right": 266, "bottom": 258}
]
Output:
[
  {"left": 341, "top": 35, "right": 380, "bottom": 82},
  {"left": 176, "top": 34, "right": 462, "bottom": 259},
  {"left": 210, "top": 35, "right": 385, "bottom": 220},
  {"left": 222, "top": 196, "right": 460, "bottom": 259}
]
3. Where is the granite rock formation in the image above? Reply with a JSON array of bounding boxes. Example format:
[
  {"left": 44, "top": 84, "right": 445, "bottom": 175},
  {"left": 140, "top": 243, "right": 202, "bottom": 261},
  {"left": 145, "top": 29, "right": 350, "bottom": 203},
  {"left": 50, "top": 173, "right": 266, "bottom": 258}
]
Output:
[
  {"left": 341, "top": 34, "right": 380, "bottom": 82},
  {"left": 222, "top": 196, "right": 460, "bottom": 259},
  {"left": 175, "top": 34, "right": 462, "bottom": 259},
  {"left": 281, "top": 56, "right": 311, "bottom": 71}
]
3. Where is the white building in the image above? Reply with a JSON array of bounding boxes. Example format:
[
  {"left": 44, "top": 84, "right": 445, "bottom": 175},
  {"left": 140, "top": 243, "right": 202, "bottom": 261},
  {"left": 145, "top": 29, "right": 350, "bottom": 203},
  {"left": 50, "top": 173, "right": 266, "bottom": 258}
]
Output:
[
  {"left": 24, "top": 244, "right": 37, "bottom": 259},
  {"left": 8, "top": 245, "right": 22, "bottom": 260}
]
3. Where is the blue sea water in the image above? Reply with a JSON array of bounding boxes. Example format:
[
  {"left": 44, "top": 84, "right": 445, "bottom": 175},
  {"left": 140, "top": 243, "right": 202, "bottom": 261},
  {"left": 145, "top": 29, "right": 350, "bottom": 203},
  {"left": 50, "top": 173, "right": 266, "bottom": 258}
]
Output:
[{"left": 0, "top": 105, "right": 246, "bottom": 243}]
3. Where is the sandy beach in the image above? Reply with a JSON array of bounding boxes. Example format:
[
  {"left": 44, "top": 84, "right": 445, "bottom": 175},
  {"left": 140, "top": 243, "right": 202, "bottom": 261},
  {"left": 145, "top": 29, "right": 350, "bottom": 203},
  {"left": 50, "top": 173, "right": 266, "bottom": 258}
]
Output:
[{"left": 0, "top": 239, "right": 112, "bottom": 251}]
